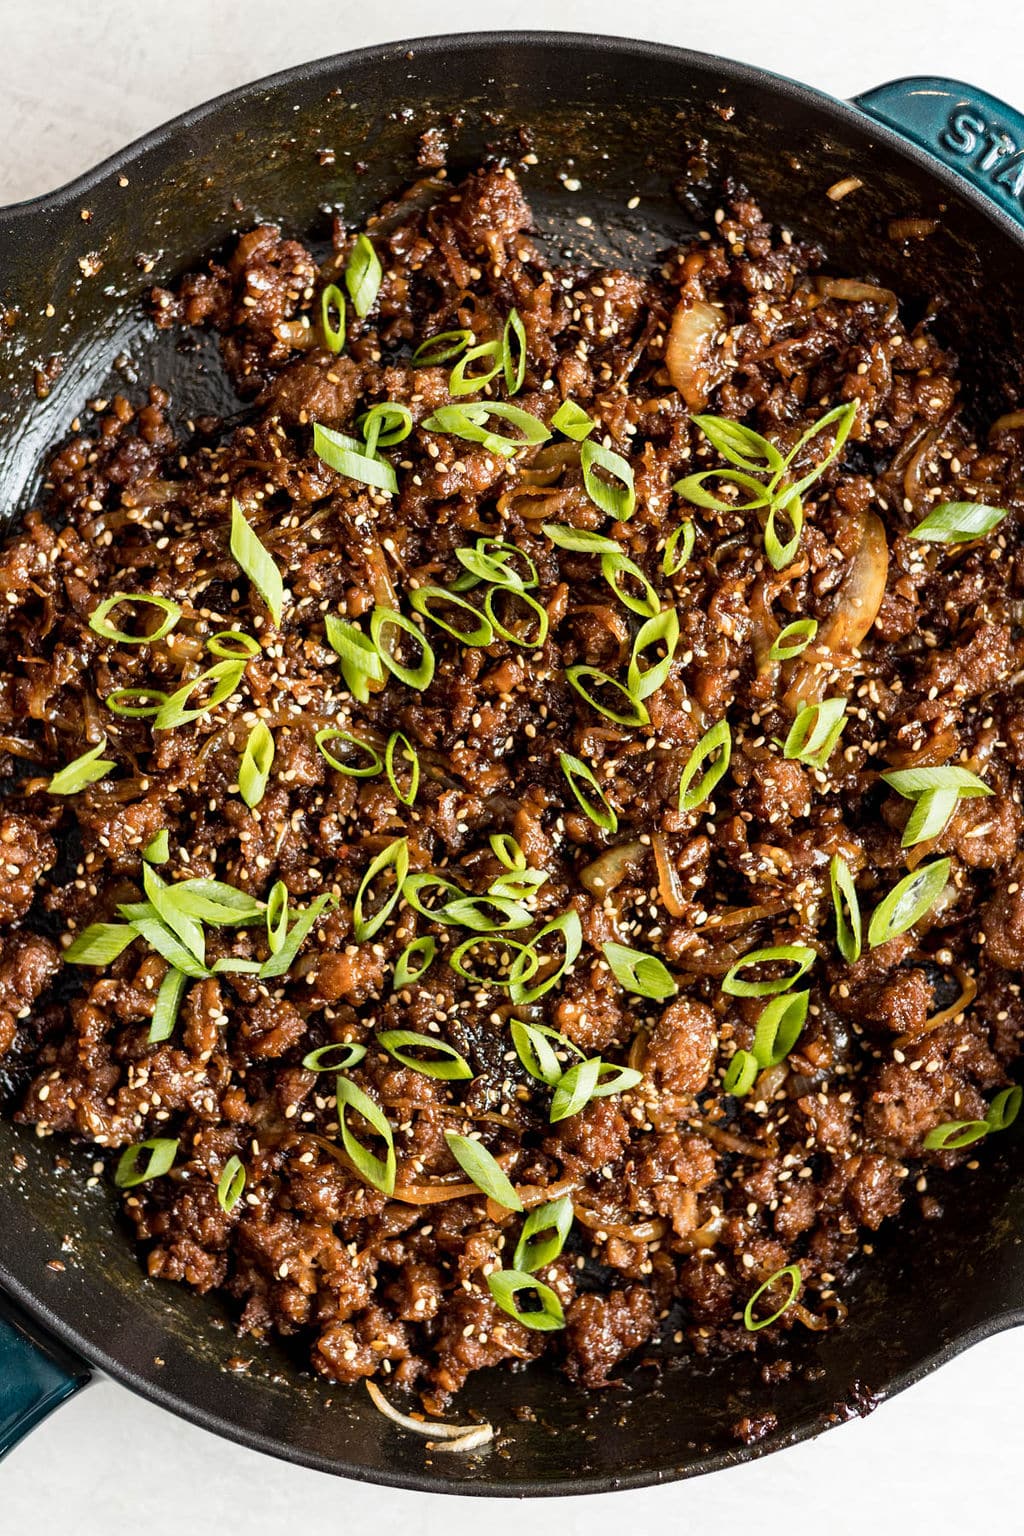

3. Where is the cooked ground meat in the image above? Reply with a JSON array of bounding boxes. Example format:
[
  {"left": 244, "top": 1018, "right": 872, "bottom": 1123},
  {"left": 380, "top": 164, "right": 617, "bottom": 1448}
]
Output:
[{"left": 1, "top": 162, "right": 1023, "bottom": 1407}]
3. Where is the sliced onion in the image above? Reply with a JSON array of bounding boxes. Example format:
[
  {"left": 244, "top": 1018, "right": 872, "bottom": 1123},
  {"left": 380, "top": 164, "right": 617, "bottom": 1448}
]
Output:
[
  {"left": 366, "top": 1381, "right": 494, "bottom": 1445},
  {"left": 894, "top": 965, "right": 976, "bottom": 1048},
  {"left": 991, "top": 409, "right": 1024, "bottom": 434},
  {"left": 784, "top": 509, "right": 889, "bottom": 713},
  {"left": 652, "top": 833, "right": 687, "bottom": 917},
  {"left": 579, "top": 839, "right": 646, "bottom": 894},
  {"left": 888, "top": 217, "right": 938, "bottom": 241},
  {"left": 573, "top": 1205, "right": 667, "bottom": 1243},
  {"left": 815, "top": 277, "right": 898, "bottom": 322},
  {"left": 665, "top": 299, "right": 726, "bottom": 410}
]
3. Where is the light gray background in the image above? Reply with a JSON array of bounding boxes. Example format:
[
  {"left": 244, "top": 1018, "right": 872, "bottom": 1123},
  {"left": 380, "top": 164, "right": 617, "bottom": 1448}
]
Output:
[{"left": 3, "top": 2, "right": 1022, "bottom": 1531}]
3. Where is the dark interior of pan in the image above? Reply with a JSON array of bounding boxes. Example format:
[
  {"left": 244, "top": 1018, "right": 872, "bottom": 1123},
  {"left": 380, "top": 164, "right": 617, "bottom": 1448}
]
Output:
[{"left": 1, "top": 33, "right": 1023, "bottom": 1496}]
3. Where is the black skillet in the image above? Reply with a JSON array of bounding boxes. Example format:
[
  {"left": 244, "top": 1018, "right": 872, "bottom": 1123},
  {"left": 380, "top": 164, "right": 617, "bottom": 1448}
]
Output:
[{"left": 2, "top": 31, "right": 1024, "bottom": 1498}]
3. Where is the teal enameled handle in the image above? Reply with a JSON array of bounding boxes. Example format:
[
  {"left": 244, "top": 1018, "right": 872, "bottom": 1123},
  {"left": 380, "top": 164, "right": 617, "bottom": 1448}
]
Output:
[
  {"left": 854, "top": 76, "right": 1024, "bottom": 230},
  {"left": 0, "top": 1300, "right": 90, "bottom": 1460}
]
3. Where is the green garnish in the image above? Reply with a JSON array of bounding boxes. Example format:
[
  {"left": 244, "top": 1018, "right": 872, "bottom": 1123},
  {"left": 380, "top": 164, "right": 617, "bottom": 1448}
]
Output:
[
  {"left": 265, "top": 880, "right": 289, "bottom": 955},
  {"left": 230, "top": 499, "right": 283, "bottom": 626},
  {"left": 320, "top": 283, "right": 346, "bottom": 353},
  {"left": 678, "top": 719, "right": 732, "bottom": 812},
  {"left": 580, "top": 439, "right": 635, "bottom": 519},
  {"left": 550, "top": 399, "right": 595, "bottom": 440},
  {"left": 513, "top": 1195, "right": 574, "bottom": 1273},
  {"left": 909, "top": 501, "right": 1008, "bottom": 542},
  {"left": 487, "top": 1269, "right": 565, "bottom": 1330},
  {"left": 315, "top": 728, "right": 383, "bottom": 777},
  {"left": 448, "top": 340, "right": 503, "bottom": 396},
  {"left": 206, "top": 629, "right": 261, "bottom": 659},
  {"left": 752, "top": 990, "right": 809, "bottom": 1067},
  {"left": 142, "top": 830, "right": 170, "bottom": 864},
  {"left": 743, "top": 1264, "right": 802, "bottom": 1331},
  {"left": 392, "top": 936, "right": 437, "bottom": 989},
  {"left": 370, "top": 608, "right": 435, "bottom": 690},
  {"left": 448, "top": 935, "right": 538, "bottom": 990},
  {"left": 324, "top": 615, "right": 386, "bottom": 702},
  {"left": 63, "top": 923, "right": 138, "bottom": 966},
  {"left": 602, "top": 940, "right": 677, "bottom": 1001},
  {"left": 153, "top": 660, "right": 246, "bottom": 730},
  {"left": 313, "top": 422, "right": 399, "bottom": 494},
  {"left": 358, "top": 402, "right": 413, "bottom": 457},
  {"left": 345, "top": 233, "right": 382, "bottom": 318},
  {"left": 48, "top": 738, "right": 115, "bottom": 795},
  {"left": 923, "top": 1089, "right": 1020, "bottom": 1151},
  {"left": 259, "top": 893, "right": 334, "bottom": 979},
  {"left": 444, "top": 1131, "right": 522, "bottom": 1210},
  {"left": 627, "top": 608, "right": 680, "bottom": 701},
  {"left": 502, "top": 308, "right": 527, "bottom": 394},
  {"left": 89, "top": 593, "right": 181, "bottom": 645},
  {"left": 412, "top": 329, "right": 472, "bottom": 366},
  {"left": 377, "top": 1030, "right": 473, "bottom": 1081},
  {"left": 421, "top": 401, "right": 550, "bottom": 456},
  {"left": 829, "top": 854, "right": 862, "bottom": 963},
  {"left": 722, "top": 944, "right": 816, "bottom": 997},
  {"left": 867, "top": 859, "right": 951, "bottom": 948},
  {"left": 768, "top": 618, "right": 818, "bottom": 661},
  {"left": 565, "top": 665, "right": 649, "bottom": 727},
  {"left": 336, "top": 1078, "right": 395, "bottom": 1195},
  {"left": 662, "top": 518, "right": 696, "bottom": 575},
  {"left": 239, "top": 720, "right": 275, "bottom": 808},
  {"left": 600, "top": 552, "right": 660, "bottom": 617},
  {"left": 723, "top": 1049, "right": 759, "bottom": 1097},
  {"left": 881, "top": 765, "right": 991, "bottom": 849},
  {"left": 507, "top": 911, "right": 583, "bottom": 1006},
  {"left": 114, "top": 1137, "right": 178, "bottom": 1189},
  {"left": 549, "top": 1057, "right": 642, "bottom": 1122},
  {"left": 558, "top": 752, "right": 617, "bottom": 833},
  {"left": 148, "top": 966, "right": 188, "bottom": 1044},
  {"left": 385, "top": 731, "right": 419, "bottom": 806},
  {"left": 541, "top": 522, "right": 620, "bottom": 554},
  {"left": 455, "top": 538, "right": 537, "bottom": 590},
  {"left": 301, "top": 1042, "right": 368, "bottom": 1072},
  {"left": 484, "top": 586, "right": 549, "bottom": 647},
  {"left": 510, "top": 1020, "right": 583, "bottom": 1085},
  {"left": 783, "top": 698, "right": 847, "bottom": 769},
  {"left": 353, "top": 838, "right": 409, "bottom": 942},
  {"left": 104, "top": 688, "right": 168, "bottom": 717},
  {"left": 216, "top": 1155, "right": 246, "bottom": 1214},
  {"left": 409, "top": 585, "right": 493, "bottom": 645}
]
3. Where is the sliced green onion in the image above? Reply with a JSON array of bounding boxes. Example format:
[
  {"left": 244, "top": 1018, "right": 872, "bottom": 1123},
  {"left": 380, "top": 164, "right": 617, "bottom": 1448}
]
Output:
[
  {"left": 313, "top": 422, "right": 398, "bottom": 494},
  {"left": 359, "top": 402, "right": 413, "bottom": 458},
  {"left": 230, "top": 499, "right": 283, "bottom": 626},
  {"left": 691, "top": 414, "right": 785, "bottom": 475},
  {"left": 513, "top": 1195, "right": 574, "bottom": 1273},
  {"left": 502, "top": 308, "right": 527, "bottom": 395},
  {"left": 444, "top": 1131, "right": 522, "bottom": 1210},
  {"left": 752, "top": 990, "right": 809, "bottom": 1068},
  {"left": 602, "top": 940, "right": 677, "bottom": 1001},
  {"left": 867, "top": 859, "right": 951, "bottom": 949},
  {"left": 320, "top": 283, "right": 346, "bottom": 352},
  {"left": 377, "top": 1029, "right": 473, "bottom": 1081},
  {"left": 510, "top": 1020, "right": 583, "bottom": 1086},
  {"left": 148, "top": 965, "right": 188, "bottom": 1044},
  {"left": 207, "top": 629, "right": 260, "bottom": 659},
  {"left": 763, "top": 492, "right": 804, "bottom": 570},
  {"left": 385, "top": 731, "right": 419, "bottom": 807},
  {"left": 422, "top": 401, "right": 550, "bottom": 456},
  {"left": 541, "top": 522, "right": 619, "bottom": 554},
  {"left": 565, "top": 665, "right": 649, "bottom": 727},
  {"left": 923, "top": 1119, "right": 990, "bottom": 1151},
  {"left": 678, "top": 718, "right": 731, "bottom": 812},
  {"left": 449, "top": 934, "right": 538, "bottom": 990},
  {"left": 508, "top": 910, "right": 582, "bottom": 1006},
  {"left": 239, "top": 719, "right": 274, "bottom": 808},
  {"left": 881, "top": 766, "right": 991, "bottom": 799},
  {"left": 353, "top": 838, "right": 409, "bottom": 942},
  {"left": 401, "top": 872, "right": 466, "bottom": 924},
  {"left": 119, "top": 909, "right": 210, "bottom": 978},
  {"left": 600, "top": 552, "right": 659, "bottom": 617},
  {"left": 769, "top": 618, "right": 818, "bottom": 661},
  {"left": 448, "top": 339, "right": 503, "bottom": 396},
  {"left": 370, "top": 608, "right": 435, "bottom": 690},
  {"left": 266, "top": 880, "right": 289, "bottom": 955},
  {"left": 558, "top": 752, "right": 617, "bottom": 833},
  {"left": 722, "top": 944, "right": 816, "bottom": 997},
  {"left": 490, "top": 833, "right": 526, "bottom": 871},
  {"left": 336, "top": 1077, "right": 395, "bottom": 1195},
  {"left": 216, "top": 1155, "right": 246, "bottom": 1214},
  {"left": 162, "top": 879, "right": 264, "bottom": 924},
  {"left": 550, "top": 1057, "right": 643, "bottom": 1122},
  {"left": 412, "top": 329, "right": 472, "bottom": 366},
  {"left": 104, "top": 687, "right": 168, "bottom": 717},
  {"left": 114, "top": 1137, "right": 178, "bottom": 1189},
  {"left": 155, "top": 659, "right": 246, "bottom": 732},
  {"left": 48, "top": 738, "right": 115, "bottom": 795},
  {"left": 142, "top": 864, "right": 205, "bottom": 964},
  {"left": 551, "top": 399, "right": 594, "bottom": 440},
  {"left": 345, "top": 233, "right": 381, "bottom": 318},
  {"left": 393, "top": 936, "right": 436, "bottom": 988},
  {"left": 673, "top": 467, "right": 771, "bottom": 513},
  {"left": 315, "top": 728, "right": 383, "bottom": 778},
  {"left": 487, "top": 1268, "right": 564, "bottom": 1330},
  {"left": 986, "top": 1085, "right": 1022, "bottom": 1132},
  {"left": 902, "top": 787, "right": 959, "bottom": 848},
  {"left": 409, "top": 585, "right": 493, "bottom": 645},
  {"left": 301, "top": 1041, "right": 368, "bottom": 1072},
  {"left": 143, "top": 830, "right": 170, "bottom": 864},
  {"left": 909, "top": 501, "right": 1008, "bottom": 543},
  {"left": 774, "top": 400, "right": 858, "bottom": 500},
  {"left": 580, "top": 439, "right": 635, "bottom": 520},
  {"left": 723, "top": 1048, "right": 759, "bottom": 1097},
  {"left": 627, "top": 607, "right": 680, "bottom": 700},
  {"left": 829, "top": 854, "right": 862, "bottom": 963},
  {"left": 743, "top": 1264, "right": 802, "bottom": 1331},
  {"left": 324, "top": 615, "right": 385, "bottom": 702},
  {"left": 442, "top": 893, "right": 532, "bottom": 933},
  {"left": 662, "top": 518, "right": 696, "bottom": 576},
  {"left": 454, "top": 538, "right": 538, "bottom": 590},
  {"left": 63, "top": 922, "right": 137, "bottom": 966},
  {"left": 783, "top": 697, "right": 847, "bottom": 769},
  {"left": 484, "top": 586, "right": 549, "bottom": 648},
  {"left": 259, "top": 892, "right": 334, "bottom": 978},
  {"left": 88, "top": 592, "right": 181, "bottom": 645}
]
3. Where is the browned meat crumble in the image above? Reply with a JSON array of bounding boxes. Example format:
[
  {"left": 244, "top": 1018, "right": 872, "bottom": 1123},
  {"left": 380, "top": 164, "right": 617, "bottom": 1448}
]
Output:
[{"left": 2, "top": 162, "right": 1023, "bottom": 1407}]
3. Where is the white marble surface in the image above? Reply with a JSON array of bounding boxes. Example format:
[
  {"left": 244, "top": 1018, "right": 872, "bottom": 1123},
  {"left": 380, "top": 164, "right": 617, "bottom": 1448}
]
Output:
[{"left": 2, "top": 2, "right": 1024, "bottom": 1530}]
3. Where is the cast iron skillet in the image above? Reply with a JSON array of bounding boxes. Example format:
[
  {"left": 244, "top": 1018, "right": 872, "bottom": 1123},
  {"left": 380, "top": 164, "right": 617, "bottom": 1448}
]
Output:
[{"left": 2, "top": 31, "right": 1024, "bottom": 1498}]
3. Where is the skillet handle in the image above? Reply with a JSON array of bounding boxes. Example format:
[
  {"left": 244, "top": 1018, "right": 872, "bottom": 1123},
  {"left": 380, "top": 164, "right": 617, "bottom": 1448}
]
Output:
[
  {"left": 0, "top": 1294, "right": 91, "bottom": 1459},
  {"left": 854, "top": 76, "right": 1024, "bottom": 230}
]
